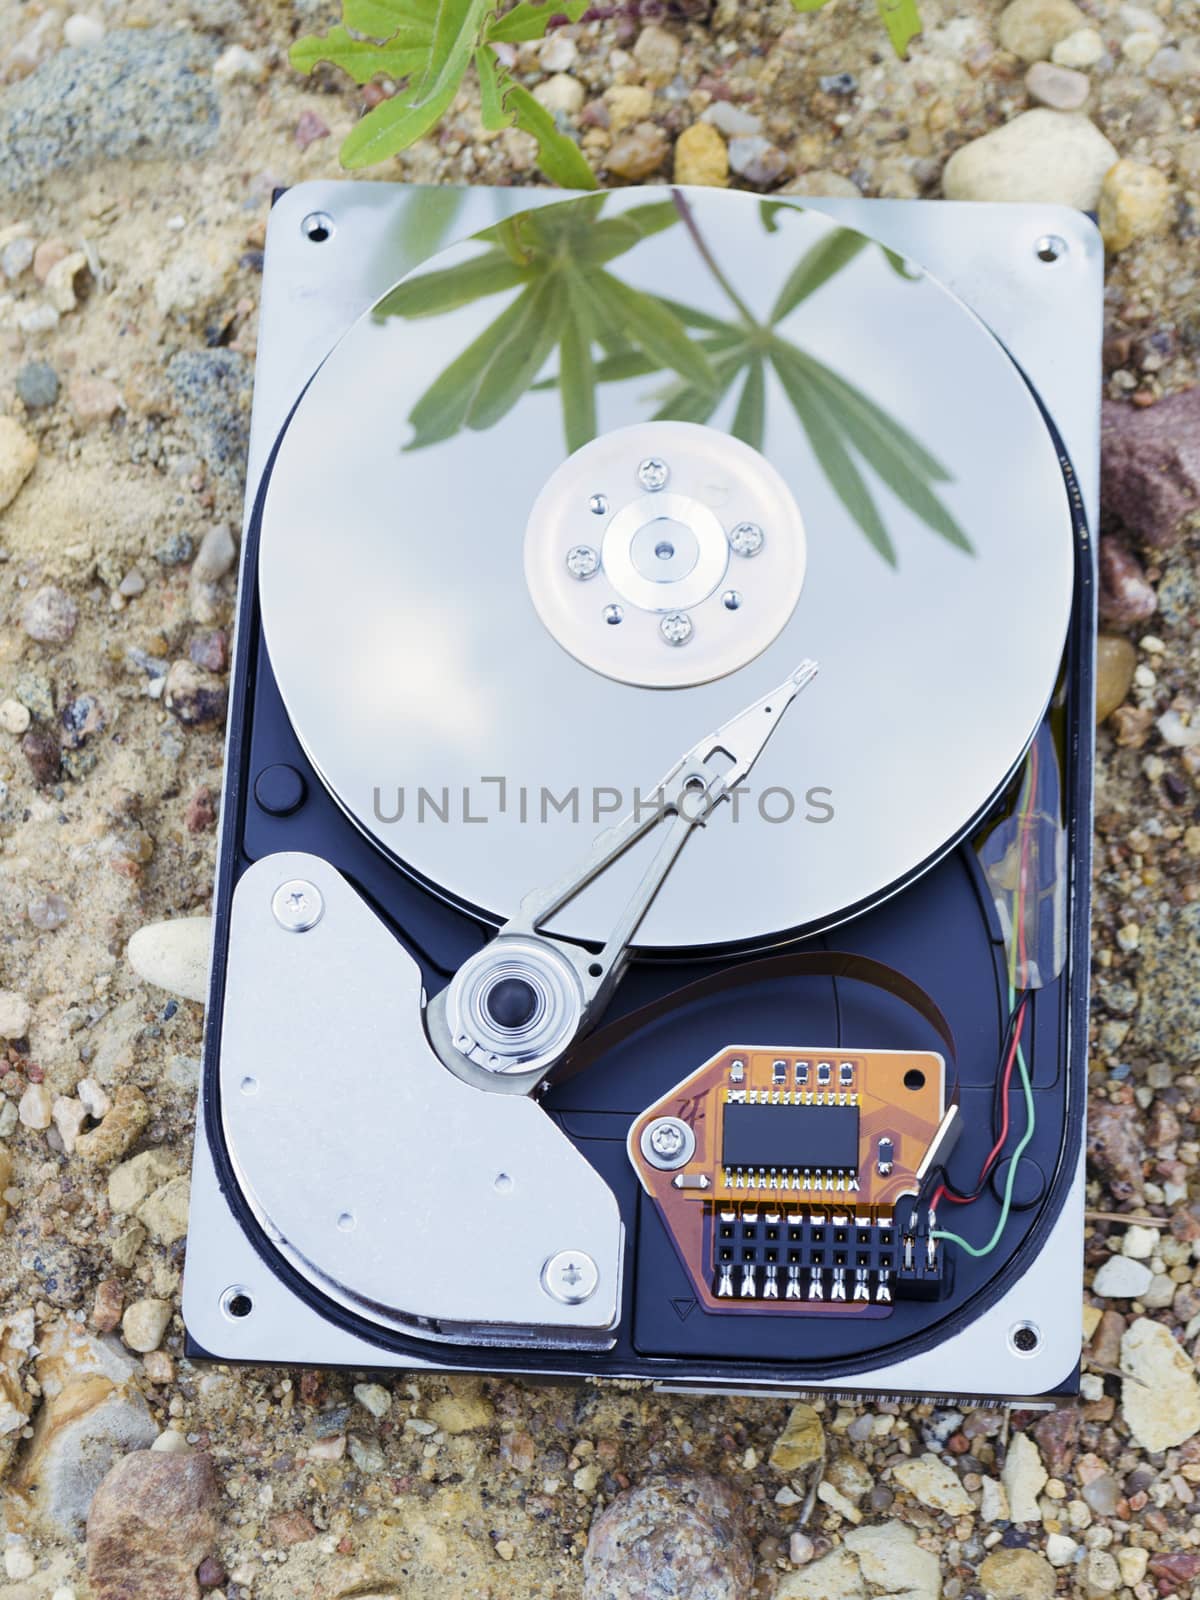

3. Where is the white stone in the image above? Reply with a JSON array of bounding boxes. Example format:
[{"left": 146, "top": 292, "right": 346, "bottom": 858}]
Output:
[
  {"left": 77, "top": 1077, "right": 111, "bottom": 1120},
  {"left": 1051, "top": 26, "right": 1105, "bottom": 66},
  {"left": 0, "top": 699, "right": 30, "bottom": 734},
  {"left": 893, "top": 1451, "right": 973, "bottom": 1514},
  {"left": 942, "top": 110, "right": 1118, "bottom": 209},
  {"left": 844, "top": 1521, "right": 939, "bottom": 1600},
  {"left": 1003, "top": 1431, "right": 1048, "bottom": 1523},
  {"left": 0, "top": 990, "right": 31, "bottom": 1038},
  {"left": 18, "top": 1082, "right": 52, "bottom": 1130},
  {"left": 109, "top": 1149, "right": 178, "bottom": 1214},
  {"left": 151, "top": 1427, "right": 191, "bottom": 1453},
  {"left": 52, "top": 1096, "right": 88, "bottom": 1154},
  {"left": 1121, "top": 1316, "right": 1200, "bottom": 1450},
  {"left": 122, "top": 1298, "right": 172, "bottom": 1353},
  {"left": 701, "top": 101, "right": 764, "bottom": 137},
  {"left": 354, "top": 1382, "right": 392, "bottom": 1418},
  {"left": 539, "top": 33, "right": 577, "bottom": 71},
  {"left": 4, "top": 1544, "right": 35, "bottom": 1581},
  {"left": 191, "top": 522, "right": 237, "bottom": 584},
  {"left": 64, "top": 13, "right": 104, "bottom": 45},
  {"left": 1093, "top": 1254, "right": 1153, "bottom": 1297},
  {"left": 1046, "top": 1532, "right": 1078, "bottom": 1566},
  {"left": 1118, "top": 4, "right": 1165, "bottom": 37},
  {"left": 533, "top": 73, "right": 584, "bottom": 116},
  {"left": 980, "top": 1475, "right": 1010, "bottom": 1521},
  {"left": 1122, "top": 29, "right": 1161, "bottom": 65},
  {"left": 213, "top": 44, "right": 264, "bottom": 84},
  {"left": 776, "top": 1547, "right": 865, "bottom": 1600},
  {"left": 127, "top": 917, "right": 211, "bottom": 1003}
]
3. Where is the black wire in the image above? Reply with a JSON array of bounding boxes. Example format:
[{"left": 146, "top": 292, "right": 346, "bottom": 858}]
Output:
[{"left": 919, "top": 991, "right": 1029, "bottom": 1210}]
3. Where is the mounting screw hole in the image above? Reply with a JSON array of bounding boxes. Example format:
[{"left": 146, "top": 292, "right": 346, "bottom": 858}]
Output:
[
  {"left": 494, "top": 1172, "right": 514, "bottom": 1192},
  {"left": 903, "top": 1068, "right": 926, "bottom": 1091},
  {"left": 587, "top": 961, "right": 603, "bottom": 978},
  {"left": 1035, "top": 234, "right": 1067, "bottom": 264},
  {"left": 302, "top": 211, "right": 335, "bottom": 244},
  {"left": 1009, "top": 1320, "right": 1041, "bottom": 1356},
  {"left": 221, "top": 1286, "right": 254, "bottom": 1320}
]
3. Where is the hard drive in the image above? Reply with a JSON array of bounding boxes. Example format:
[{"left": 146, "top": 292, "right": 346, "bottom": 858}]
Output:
[{"left": 183, "top": 181, "right": 1102, "bottom": 1404}]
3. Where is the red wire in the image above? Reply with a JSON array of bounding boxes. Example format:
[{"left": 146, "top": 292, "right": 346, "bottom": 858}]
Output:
[{"left": 930, "top": 994, "right": 1029, "bottom": 1212}]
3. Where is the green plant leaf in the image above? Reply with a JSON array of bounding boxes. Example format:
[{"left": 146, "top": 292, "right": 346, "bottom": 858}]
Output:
[
  {"left": 475, "top": 43, "right": 509, "bottom": 129},
  {"left": 731, "top": 357, "right": 766, "bottom": 451},
  {"left": 344, "top": 0, "right": 434, "bottom": 35},
  {"left": 588, "top": 272, "right": 717, "bottom": 394},
  {"left": 486, "top": 0, "right": 587, "bottom": 41},
  {"left": 289, "top": 24, "right": 430, "bottom": 82},
  {"left": 652, "top": 295, "right": 740, "bottom": 335},
  {"left": 787, "top": 0, "right": 835, "bottom": 12},
  {"left": 406, "top": 0, "right": 492, "bottom": 110},
  {"left": 877, "top": 0, "right": 922, "bottom": 56},
  {"left": 339, "top": 73, "right": 461, "bottom": 165},
  {"left": 784, "top": 347, "right": 954, "bottom": 485},
  {"left": 503, "top": 80, "right": 599, "bottom": 189},
  {"left": 559, "top": 278, "right": 597, "bottom": 452},
  {"left": 375, "top": 246, "right": 532, "bottom": 318},
  {"left": 770, "top": 229, "right": 870, "bottom": 324}
]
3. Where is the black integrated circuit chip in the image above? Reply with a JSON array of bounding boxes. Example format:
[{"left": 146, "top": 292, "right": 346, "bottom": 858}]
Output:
[{"left": 721, "top": 1102, "right": 860, "bottom": 1172}]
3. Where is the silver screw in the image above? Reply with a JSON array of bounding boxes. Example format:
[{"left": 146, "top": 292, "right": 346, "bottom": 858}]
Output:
[
  {"left": 638, "top": 457, "right": 669, "bottom": 492},
  {"left": 589, "top": 493, "right": 609, "bottom": 516},
  {"left": 603, "top": 603, "right": 624, "bottom": 626},
  {"left": 1035, "top": 234, "right": 1067, "bottom": 264},
  {"left": 722, "top": 589, "right": 743, "bottom": 610},
  {"left": 660, "top": 612, "right": 693, "bottom": 646},
  {"left": 729, "top": 521, "right": 765, "bottom": 557},
  {"left": 641, "top": 1115, "right": 696, "bottom": 1170},
  {"left": 541, "top": 1250, "right": 599, "bottom": 1304},
  {"left": 272, "top": 878, "right": 324, "bottom": 932},
  {"left": 566, "top": 544, "right": 600, "bottom": 580}
]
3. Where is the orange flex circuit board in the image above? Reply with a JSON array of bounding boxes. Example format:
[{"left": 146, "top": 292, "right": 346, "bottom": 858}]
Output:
[{"left": 627, "top": 1046, "right": 953, "bottom": 1315}]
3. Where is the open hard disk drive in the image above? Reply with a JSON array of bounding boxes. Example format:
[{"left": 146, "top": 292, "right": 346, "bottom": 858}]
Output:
[{"left": 184, "top": 181, "right": 1102, "bottom": 1404}]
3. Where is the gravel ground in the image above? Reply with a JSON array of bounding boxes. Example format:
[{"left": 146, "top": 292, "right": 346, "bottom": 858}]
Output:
[{"left": 1, "top": 0, "right": 1200, "bottom": 1596}]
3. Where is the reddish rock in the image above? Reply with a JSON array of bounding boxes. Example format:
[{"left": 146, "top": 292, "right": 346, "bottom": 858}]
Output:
[
  {"left": 1033, "top": 1405, "right": 1079, "bottom": 1475},
  {"left": 1088, "top": 1308, "right": 1126, "bottom": 1369},
  {"left": 196, "top": 1554, "right": 226, "bottom": 1588},
  {"left": 21, "top": 727, "right": 61, "bottom": 786},
  {"left": 188, "top": 630, "right": 228, "bottom": 674},
  {"left": 584, "top": 1474, "right": 754, "bottom": 1600},
  {"left": 164, "top": 660, "right": 228, "bottom": 728},
  {"left": 268, "top": 1510, "right": 317, "bottom": 1547},
  {"left": 185, "top": 786, "right": 217, "bottom": 833},
  {"left": 1086, "top": 1101, "right": 1145, "bottom": 1203},
  {"left": 1148, "top": 1550, "right": 1200, "bottom": 1588},
  {"left": 1102, "top": 389, "right": 1200, "bottom": 548},
  {"left": 1098, "top": 536, "right": 1157, "bottom": 626},
  {"left": 86, "top": 1449, "right": 220, "bottom": 1600},
  {"left": 91, "top": 1279, "right": 124, "bottom": 1334},
  {"left": 295, "top": 109, "right": 330, "bottom": 150}
]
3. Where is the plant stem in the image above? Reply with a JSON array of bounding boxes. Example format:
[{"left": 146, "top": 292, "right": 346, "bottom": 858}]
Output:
[{"left": 670, "top": 188, "right": 760, "bottom": 329}]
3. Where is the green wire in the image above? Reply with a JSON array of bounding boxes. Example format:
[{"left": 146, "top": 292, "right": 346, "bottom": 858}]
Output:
[{"left": 931, "top": 983, "right": 1035, "bottom": 1258}]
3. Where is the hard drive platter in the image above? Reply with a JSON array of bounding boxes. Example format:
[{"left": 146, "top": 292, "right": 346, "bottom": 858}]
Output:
[{"left": 185, "top": 183, "right": 1101, "bottom": 1402}]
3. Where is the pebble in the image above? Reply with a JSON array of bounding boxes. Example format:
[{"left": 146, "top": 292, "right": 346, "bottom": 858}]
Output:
[
  {"left": 701, "top": 102, "right": 763, "bottom": 137},
  {"left": 1099, "top": 536, "right": 1156, "bottom": 626},
  {"left": 33, "top": 239, "right": 70, "bottom": 283},
  {"left": 584, "top": 1474, "right": 754, "bottom": 1600},
  {"left": 1051, "top": 25, "right": 1104, "bottom": 67},
  {"left": 1093, "top": 1253, "right": 1153, "bottom": 1297},
  {"left": 844, "top": 1522, "right": 938, "bottom": 1599},
  {"left": 728, "top": 136, "right": 789, "bottom": 188},
  {"left": 128, "top": 917, "right": 212, "bottom": 1004},
  {"left": 74, "top": 1085, "right": 150, "bottom": 1165},
  {"left": 769, "top": 1403, "right": 825, "bottom": 1475},
  {"left": 110, "top": 1149, "right": 178, "bottom": 1214},
  {"left": 45, "top": 250, "right": 90, "bottom": 312},
  {"left": 1095, "top": 636, "right": 1136, "bottom": 722},
  {"left": 68, "top": 374, "right": 122, "bottom": 424},
  {"left": 64, "top": 13, "right": 104, "bottom": 46},
  {"left": 52, "top": 1095, "right": 88, "bottom": 1153},
  {"left": 1121, "top": 29, "right": 1160, "bottom": 66},
  {"left": 788, "top": 1533, "right": 814, "bottom": 1565},
  {"left": 164, "top": 659, "right": 228, "bottom": 726},
  {"left": 0, "top": 990, "right": 31, "bottom": 1038},
  {"left": 354, "top": 1382, "right": 392, "bottom": 1418},
  {"left": 1098, "top": 158, "right": 1171, "bottom": 253},
  {"left": 4, "top": 1545, "right": 35, "bottom": 1581},
  {"left": 1120, "top": 1316, "right": 1200, "bottom": 1450},
  {"left": 21, "top": 727, "right": 58, "bottom": 786},
  {"left": 157, "top": 529, "right": 194, "bottom": 567},
  {"left": 540, "top": 33, "right": 577, "bottom": 72},
  {"left": 86, "top": 1449, "right": 220, "bottom": 1600},
  {"left": 632, "top": 23, "right": 680, "bottom": 85},
  {"left": 0, "top": 415, "right": 38, "bottom": 511},
  {"left": 1, "top": 235, "right": 34, "bottom": 280},
  {"left": 78, "top": 1078, "right": 110, "bottom": 1120},
  {"left": 1025, "top": 60, "right": 1089, "bottom": 110},
  {"left": 942, "top": 110, "right": 1117, "bottom": 208},
  {"left": 137, "top": 1176, "right": 190, "bottom": 1244},
  {"left": 91, "top": 1279, "right": 124, "bottom": 1334},
  {"left": 1101, "top": 389, "right": 1200, "bottom": 549},
  {"left": 1001, "top": 1432, "right": 1047, "bottom": 1522},
  {"left": 606, "top": 85, "right": 653, "bottom": 131},
  {"left": 22, "top": 585, "right": 78, "bottom": 645},
  {"left": 16, "top": 359, "right": 59, "bottom": 409},
  {"left": 534, "top": 74, "right": 584, "bottom": 116},
  {"left": 295, "top": 108, "right": 330, "bottom": 149},
  {"left": 122, "top": 1299, "right": 172, "bottom": 1353},
  {"left": 18, "top": 1082, "right": 53, "bottom": 1129},
  {"left": 892, "top": 1451, "right": 973, "bottom": 1514},
  {"left": 1121, "top": 1223, "right": 1159, "bottom": 1258},
  {"left": 674, "top": 122, "right": 728, "bottom": 187},
  {"left": 997, "top": 0, "right": 1088, "bottom": 61},
  {"left": 782, "top": 171, "right": 863, "bottom": 198},
  {"left": 28, "top": 891, "right": 69, "bottom": 930},
  {"left": 978, "top": 1546, "right": 1056, "bottom": 1600},
  {"left": 605, "top": 123, "right": 669, "bottom": 181},
  {"left": 167, "top": 349, "right": 252, "bottom": 483},
  {"left": 212, "top": 43, "right": 264, "bottom": 84}
]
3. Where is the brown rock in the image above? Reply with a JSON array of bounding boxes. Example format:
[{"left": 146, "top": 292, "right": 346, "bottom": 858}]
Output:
[
  {"left": 1101, "top": 390, "right": 1200, "bottom": 549},
  {"left": 1088, "top": 1307, "right": 1126, "bottom": 1368},
  {"left": 584, "top": 1474, "right": 754, "bottom": 1600},
  {"left": 1033, "top": 1405, "right": 1078, "bottom": 1475},
  {"left": 75, "top": 1085, "right": 150, "bottom": 1166},
  {"left": 185, "top": 785, "right": 217, "bottom": 833},
  {"left": 1098, "top": 537, "right": 1156, "bottom": 626},
  {"left": 605, "top": 122, "right": 670, "bottom": 181},
  {"left": 1086, "top": 1101, "right": 1145, "bottom": 1203},
  {"left": 34, "top": 239, "right": 71, "bottom": 283},
  {"left": 68, "top": 375, "right": 123, "bottom": 425},
  {"left": 22, "top": 584, "right": 79, "bottom": 644},
  {"left": 164, "top": 660, "right": 229, "bottom": 728},
  {"left": 1148, "top": 1550, "right": 1200, "bottom": 1587},
  {"left": 91, "top": 1280, "right": 125, "bottom": 1334},
  {"left": 188, "top": 630, "right": 228, "bottom": 673},
  {"left": 295, "top": 108, "right": 330, "bottom": 149},
  {"left": 1095, "top": 635, "right": 1136, "bottom": 723},
  {"left": 196, "top": 1554, "right": 227, "bottom": 1588},
  {"left": 268, "top": 1509, "right": 317, "bottom": 1546},
  {"left": 86, "top": 1449, "right": 220, "bottom": 1600},
  {"left": 978, "top": 1545, "right": 1056, "bottom": 1600},
  {"left": 22, "top": 727, "right": 61, "bottom": 786}
]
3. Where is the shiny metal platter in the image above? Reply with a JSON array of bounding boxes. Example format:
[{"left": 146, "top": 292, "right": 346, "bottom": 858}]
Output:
[{"left": 257, "top": 188, "right": 1075, "bottom": 951}]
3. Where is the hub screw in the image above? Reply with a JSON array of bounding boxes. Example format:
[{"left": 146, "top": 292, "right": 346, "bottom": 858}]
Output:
[
  {"left": 272, "top": 879, "right": 324, "bottom": 932},
  {"left": 541, "top": 1250, "right": 599, "bottom": 1304},
  {"left": 566, "top": 544, "right": 600, "bottom": 579},
  {"left": 729, "top": 521, "right": 765, "bottom": 557},
  {"left": 660, "top": 612, "right": 693, "bottom": 646},
  {"left": 638, "top": 457, "right": 669, "bottom": 492},
  {"left": 641, "top": 1115, "right": 697, "bottom": 1170}
]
